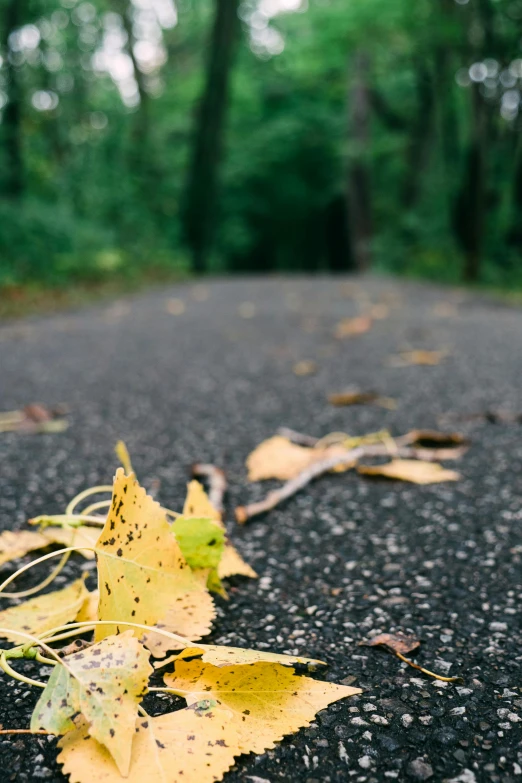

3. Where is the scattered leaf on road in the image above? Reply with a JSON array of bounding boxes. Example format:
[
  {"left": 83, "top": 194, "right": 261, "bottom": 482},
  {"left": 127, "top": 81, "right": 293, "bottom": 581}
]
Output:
[
  {"left": 0, "top": 530, "right": 51, "bottom": 567},
  {"left": 402, "top": 429, "right": 468, "bottom": 448},
  {"left": 32, "top": 632, "right": 152, "bottom": 776},
  {"left": 388, "top": 349, "right": 448, "bottom": 366},
  {"left": 292, "top": 360, "right": 317, "bottom": 376},
  {"left": 357, "top": 459, "right": 460, "bottom": 484},
  {"left": 365, "top": 632, "right": 420, "bottom": 655},
  {"left": 165, "top": 660, "right": 361, "bottom": 754},
  {"left": 157, "top": 644, "right": 325, "bottom": 670},
  {"left": 247, "top": 435, "right": 347, "bottom": 482},
  {"left": 218, "top": 545, "right": 257, "bottom": 580},
  {"left": 42, "top": 526, "right": 100, "bottom": 560},
  {"left": 0, "top": 578, "right": 88, "bottom": 642},
  {"left": 328, "top": 389, "right": 396, "bottom": 409},
  {"left": 334, "top": 315, "right": 372, "bottom": 339},
  {"left": 95, "top": 469, "right": 214, "bottom": 649},
  {"left": 58, "top": 705, "right": 238, "bottom": 783}
]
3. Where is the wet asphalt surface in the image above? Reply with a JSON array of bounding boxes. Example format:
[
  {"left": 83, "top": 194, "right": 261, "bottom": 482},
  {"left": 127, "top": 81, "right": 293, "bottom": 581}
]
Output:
[{"left": 0, "top": 275, "right": 521, "bottom": 783}]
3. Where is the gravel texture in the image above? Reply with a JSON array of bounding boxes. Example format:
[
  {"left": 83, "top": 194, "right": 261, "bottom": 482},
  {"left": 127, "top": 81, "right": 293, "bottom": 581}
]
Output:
[{"left": 0, "top": 275, "right": 521, "bottom": 782}]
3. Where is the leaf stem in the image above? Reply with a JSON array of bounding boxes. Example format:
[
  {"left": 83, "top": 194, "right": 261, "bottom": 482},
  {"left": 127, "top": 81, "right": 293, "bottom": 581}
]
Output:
[
  {"left": 66, "top": 486, "right": 113, "bottom": 516},
  {"left": 1, "top": 549, "right": 72, "bottom": 599},
  {"left": 393, "top": 650, "right": 463, "bottom": 683},
  {"left": 0, "top": 729, "right": 52, "bottom": 735},
  {"left": 0, "top": 547, "right": 92, "bottom": 596},
  {"left": 0, "top": 652, "right": 46, "bottom": 688}
]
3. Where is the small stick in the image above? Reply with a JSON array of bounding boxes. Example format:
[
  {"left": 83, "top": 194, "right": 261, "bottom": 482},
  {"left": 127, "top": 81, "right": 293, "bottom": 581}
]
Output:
[
  {"left": 235, "top": 444, "right": 464, "bottom": 523},
  {"left": 0, "top": 729, "right": 52, "bottom": 736},
  {"left": 192, "top": 463, "right": 227, "bottom": 514}
]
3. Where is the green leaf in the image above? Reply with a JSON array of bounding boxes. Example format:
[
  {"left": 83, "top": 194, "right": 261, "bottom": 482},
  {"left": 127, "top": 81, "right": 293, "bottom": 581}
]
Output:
[{"left": 171, "top": 516, "right": 225, "bottom": 571}]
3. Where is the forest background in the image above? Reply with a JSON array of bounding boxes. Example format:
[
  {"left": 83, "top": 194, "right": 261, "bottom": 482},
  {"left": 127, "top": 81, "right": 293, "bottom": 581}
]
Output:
[{"left": 1, "top": 0, "right": 521, "bottom": 293}]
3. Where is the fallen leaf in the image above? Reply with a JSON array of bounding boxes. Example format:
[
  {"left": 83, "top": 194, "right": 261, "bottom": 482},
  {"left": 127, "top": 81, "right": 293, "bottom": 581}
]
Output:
[
  {"left": 402, "top": 429, "right": 468, "bottom": 448},
  {"left": 166, "top": 298, "right": 185, "bottom": 315},
  {"left": 334, "top": 315, "right": 372, "bottom": 339},
  {"left": 76, "top": 589, "right": 99, "bottom": 623},
  {"left": 389, "top": 349, "right": 448, "bottom": 366},
  {"left": 246, "top": 436, "right": 347, "bottom": 482},
  {"left": 365, "top": 632, "right": 420, "bottom": 655},
  {"left": 165, "top": 660, "right": 361, "bottom": 754},
  {"left": 42, "top": 526, "right": 100, "bottom": 560},
  {"left": 328, "top": 389, "right": 396, "bottom": 409},
  {"left": 218, "top": 545, "right": 257, "bottom": 580},
  {"left": 94, "top": 469, "right": 215, "bottom": 650},
  {"left": 157, "top": 643, "right": 326, "bottom": 670},
  {"left": 357, "top": 459, "right": 460, "bottom": 484},
  {"left": 0, "top": 578, "right": 88, "bottom": 643},
  {"left": 0, "top": 404, "right": 68, "bottom": 434},
  {"left": 171, "top": 517, "right": 225, "bottom": 571},
  {"left": 32, "top": 632, "right": 152, "bottom": 776},
  {"left": 182, "top": 481, "right": 256, "bottom": 581},
  {"left": 0, "top": 529, "right": 51, "bottom": 567},
  {"left": 238, "top": 302, "right": 256, "bottom": 318},
  {"left": 292, "top": 360, "right": 317, "bottom": 376},
  {"left": 58, "top": 704, "right": 238, "bottom": 783},
  {"left": 183, "top": 479, "right": 223, "bottom": 524},
  {"left": 368, "top": 304, "right": 389, "bottom": 320}
]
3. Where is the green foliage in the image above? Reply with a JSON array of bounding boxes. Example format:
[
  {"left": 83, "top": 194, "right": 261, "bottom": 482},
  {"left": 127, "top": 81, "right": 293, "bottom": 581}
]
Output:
[{"left": 0, "top": 0, "right": 520, "bottom": 288}]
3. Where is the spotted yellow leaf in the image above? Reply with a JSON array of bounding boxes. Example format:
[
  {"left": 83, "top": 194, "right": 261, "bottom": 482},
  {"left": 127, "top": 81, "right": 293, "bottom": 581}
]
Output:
[
  {"left": 157, "top": 643, "right": 326, "bottom": 671},
  {"left": 0, "top": 578, "right": 88, "bottom": 643},
  {"left": 31, "top": 632, "right": 152, "bottom": 777},
  {"left": 94, "top": 470, "right": 214, "bottom": 649},
  {"left": 183, "top": 480, "right": 223, "bottom": 524},
  {"left": 165, "top": 660, "right": 361, "bottom": 754},
  {"left": 58, "top": 704, "right": 238, "bottom": 783}
]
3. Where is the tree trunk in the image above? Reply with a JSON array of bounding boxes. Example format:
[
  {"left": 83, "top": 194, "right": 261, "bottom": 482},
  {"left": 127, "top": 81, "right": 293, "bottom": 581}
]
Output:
[
  {"left": 2, "top": 0, "right": 24, "bottom": 198},
  {"left": 453, "top": 85, "right": 487, "bottom": 283},
  {"left": 401, "top": 62, "right": 435, "bottom": 209},
  {"left": 183, "top": 0, "right": 240, "bottom": 274},
  {"left": 346, "top": 49, "right": 372, "bottom": 272}
]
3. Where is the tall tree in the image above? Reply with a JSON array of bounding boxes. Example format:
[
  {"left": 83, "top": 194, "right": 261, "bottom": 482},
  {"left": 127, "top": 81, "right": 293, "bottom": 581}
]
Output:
[
  {"left": 182, "top": 0, "right": 240, "bottom": 273},
  {"left": 346, "top": 48, "right": 372, "bottom": 271},
  {"left": 1, "top": 0, "right": 24, "bottom": 198}
]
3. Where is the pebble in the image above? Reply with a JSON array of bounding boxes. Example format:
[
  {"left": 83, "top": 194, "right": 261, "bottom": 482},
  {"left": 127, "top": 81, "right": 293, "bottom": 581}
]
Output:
[
  {"left": 407, "top": 758, "right": 433, "bottom": 780},
  {"left": 401, "top": 714, "right": 414, "bottom": 728}
]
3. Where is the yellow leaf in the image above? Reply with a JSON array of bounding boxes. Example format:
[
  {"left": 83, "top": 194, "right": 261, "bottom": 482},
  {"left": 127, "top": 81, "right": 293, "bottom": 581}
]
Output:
[
  {"left": 42, "top": 526, "right": 100, "bottom": 559},
  {"left": 143, "top": 590, "right": 217, "bottom": 658},
  {"left": 246, "top": 436, "right": 348, "bottom": 482},
  {"left": 58, "top": 705, "right": 238, "bottom": 783},
  {"left": 183, "top": 480, "right": 223, "bottom": 525},
  {"left": 389, "top": 349, "right": 448, "bottom": 366},
  {"left": 0, "top": 529, "right": 51, "bottom": 567},
  {"left": 158, "top": 644, "right": 326, "bottom": 670},
  {"left": 76, "top": 589, "right": 99, "bottom": 623},
  {"left": 94, "top": 470, "right": 214, "bottom": 649},
  {"left": 32, "top": 632, "right": 152, "bottom": 776},
  {"left": 357, "top": 459, "right": 460, "bottom": 484},
  {"left": 0, "top": 578, "right": 88, "bottom": 643},
  {"left": 165, "top": 660, "right": 361, "bottom": 754},
  {"left": 218, "top": 545, "right": 257, "bottom": 580},
  {"left": 292, "top": 360, "right": 318, "bottom": 376},
  {"left": 334, "top": 315, "right": 372, "bottom": 339}
]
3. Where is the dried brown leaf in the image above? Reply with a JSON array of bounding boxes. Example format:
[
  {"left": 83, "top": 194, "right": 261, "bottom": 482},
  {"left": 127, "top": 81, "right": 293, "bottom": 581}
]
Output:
[
  {"left": 334, "top": 316, "right": 372, "bottom": 339},
  {"left": 365, "top": 632, "right": 420, "bottom": 655}
]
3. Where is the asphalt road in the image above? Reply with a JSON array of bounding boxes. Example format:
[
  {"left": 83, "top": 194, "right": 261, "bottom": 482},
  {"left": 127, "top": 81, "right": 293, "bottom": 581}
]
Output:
[{"left": 0, "top": 276, "right": 521, "bottom": 783}]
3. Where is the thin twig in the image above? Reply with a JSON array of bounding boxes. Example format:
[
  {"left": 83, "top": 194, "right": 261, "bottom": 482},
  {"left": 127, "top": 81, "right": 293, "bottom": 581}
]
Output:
[
  {"left": 192, "top": 463, "right": 227, "bottom": 514},
  {"left": 0, "top": 729, "right": 52, "bottom": 735},
  {"left": 276, "top": 427, "right": 319, "bottom": 447},
  {"left": 235, "top": 444, "right": 464, "bottom": 523}
]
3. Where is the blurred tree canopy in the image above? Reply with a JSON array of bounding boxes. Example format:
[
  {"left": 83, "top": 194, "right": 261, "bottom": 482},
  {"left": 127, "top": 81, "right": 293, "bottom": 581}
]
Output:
[{"left": 0, "top": 0, "right": 521, "bottom": 288}]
